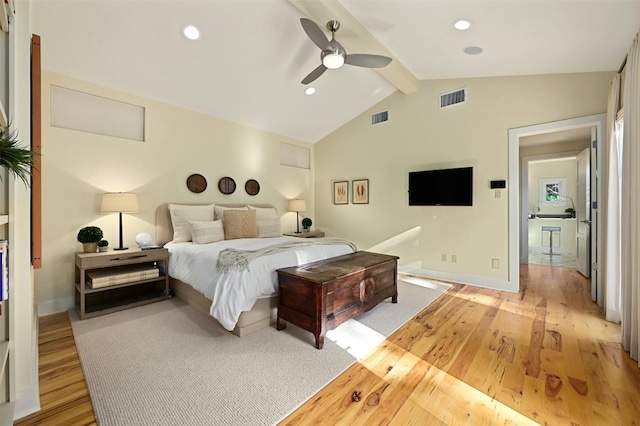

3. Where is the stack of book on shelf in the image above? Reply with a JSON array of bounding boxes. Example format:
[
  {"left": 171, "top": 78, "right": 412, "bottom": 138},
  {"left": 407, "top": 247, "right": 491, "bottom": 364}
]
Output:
[{"left": 86, "top": 264, "right": 159, "bottom": 289}]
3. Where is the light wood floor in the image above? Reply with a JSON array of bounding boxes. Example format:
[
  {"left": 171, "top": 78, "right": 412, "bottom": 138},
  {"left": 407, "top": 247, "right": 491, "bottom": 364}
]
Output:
[
  {"left": 15, "top": 264, "right": 640, "bottom": 425},
  {"left": 13, "top": 313, "right": 96, "bottom": 425}
]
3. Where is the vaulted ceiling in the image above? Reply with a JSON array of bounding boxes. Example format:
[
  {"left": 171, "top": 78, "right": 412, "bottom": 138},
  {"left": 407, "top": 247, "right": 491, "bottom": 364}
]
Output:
[{"left": 31, "top": 0, "right": 640, "bottom": 143}]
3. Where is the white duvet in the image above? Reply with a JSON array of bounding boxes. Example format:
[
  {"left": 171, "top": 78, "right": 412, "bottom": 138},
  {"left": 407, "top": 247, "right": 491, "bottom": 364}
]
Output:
[{"left": 165, "top": 236, "right": 355, "bottom": 331}]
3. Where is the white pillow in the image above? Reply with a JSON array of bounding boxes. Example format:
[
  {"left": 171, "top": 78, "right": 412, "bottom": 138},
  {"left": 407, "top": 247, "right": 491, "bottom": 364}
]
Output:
[
  {"left": 190, "top": 220, "right": 224, "bottom": 244},
  {"left": 256, "top": 218, "right": 281, "bottom": 238},
  {"left": 168, "top": 204, "right": 215, "bottom": 242},
  {"left": 247, "top": 205, "right": 278, "bottom": 221},
  {"left": 214, "top": 205, "right": 248, "bottom": 221}
]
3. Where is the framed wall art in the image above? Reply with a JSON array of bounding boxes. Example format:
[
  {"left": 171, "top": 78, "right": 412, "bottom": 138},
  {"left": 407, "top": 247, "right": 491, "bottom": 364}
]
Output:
[
  {"left": 333, "top": 181, "right": 348, "bottom": 205},
  {"left": 539, "top": 178, "right": 566, "bottom": 206},
  {"left": 352, "top": 179, "right": 369, "bottom": 204}
]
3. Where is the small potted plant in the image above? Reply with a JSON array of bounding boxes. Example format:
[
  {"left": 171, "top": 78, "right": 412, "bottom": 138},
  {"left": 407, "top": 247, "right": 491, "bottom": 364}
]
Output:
[
  {"left": 77, "top": 226, "right": 104, "bottom": 253},
  {"left": 97, "top": 239, "right": 109, "bottom": 252},
  {"left": 301, "top": 217, "right": 312, "bottom": 232}
]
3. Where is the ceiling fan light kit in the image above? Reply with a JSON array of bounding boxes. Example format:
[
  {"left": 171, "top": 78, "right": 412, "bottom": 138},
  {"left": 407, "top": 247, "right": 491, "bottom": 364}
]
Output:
[
  {"left": 322, "top": 53, "right": 344, "bottom": 69},
  {"left": 299, "top": 18, "right": 392, "bottom": 84}
]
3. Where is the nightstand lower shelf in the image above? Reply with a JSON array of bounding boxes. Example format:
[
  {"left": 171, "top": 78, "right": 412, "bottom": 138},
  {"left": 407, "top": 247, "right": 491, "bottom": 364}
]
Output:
[
  {"left": 78, "top": 295, "right": 169, "bottom": 319},
  {"left": 75, "top": 279, "right": 169, "bottom": 319},
  {"left": 75, "top": 248, "right": 169, "bottom": 319}
]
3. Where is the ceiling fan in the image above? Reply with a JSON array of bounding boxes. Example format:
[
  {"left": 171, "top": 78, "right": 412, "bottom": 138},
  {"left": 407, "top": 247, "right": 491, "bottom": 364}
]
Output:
[{"left": 299, "top": 18, "right": 392, "bottom": 85}]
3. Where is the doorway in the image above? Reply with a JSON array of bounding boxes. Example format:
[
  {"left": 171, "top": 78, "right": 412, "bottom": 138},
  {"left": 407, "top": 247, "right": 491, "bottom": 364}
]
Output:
[
  {"left": 524, "top": 154, "right": 582, "bottom": 269},
  {"left": 508, "top": 114, "right": 606, "bottom": 306}
]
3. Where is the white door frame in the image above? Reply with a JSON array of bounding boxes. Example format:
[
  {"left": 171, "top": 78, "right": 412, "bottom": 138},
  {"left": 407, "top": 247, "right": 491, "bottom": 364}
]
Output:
[{"left": 508, "top": 113, "right": 605, "bottom": 303}]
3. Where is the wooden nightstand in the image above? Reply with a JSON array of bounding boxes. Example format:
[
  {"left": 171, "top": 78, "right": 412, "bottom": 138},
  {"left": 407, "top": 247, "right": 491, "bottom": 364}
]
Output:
[
  {"left": 284, "top": 231, "right": 325, "bottom": 238},
  {"left": 75, "top": 248, "right": 169, "bottom": 319}
]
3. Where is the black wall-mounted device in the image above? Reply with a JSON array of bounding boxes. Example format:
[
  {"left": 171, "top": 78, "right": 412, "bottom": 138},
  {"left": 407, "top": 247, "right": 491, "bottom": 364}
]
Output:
[{"left": 490, "top": 180, "right": 506, "bottom": 189}]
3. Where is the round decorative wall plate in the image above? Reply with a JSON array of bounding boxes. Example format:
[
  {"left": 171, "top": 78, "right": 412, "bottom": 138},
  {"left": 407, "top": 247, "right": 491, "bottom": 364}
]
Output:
[
  {"left": 186, "top": 173, "right": 207, "bottom": 193},
  {"left": 245, "top": 179, "right": 260, "bottom": 196},
  {"left": 218, "top": 176, "right": 236, "bottom": 195}
]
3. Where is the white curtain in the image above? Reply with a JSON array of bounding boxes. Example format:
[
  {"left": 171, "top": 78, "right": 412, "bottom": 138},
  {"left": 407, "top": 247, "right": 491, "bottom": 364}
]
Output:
[
  {"left": 621, "top": 30, "right": 640, "bottom": 365},
  {"left": 604, "top": 74, "right": 622, "bottom": 323}
]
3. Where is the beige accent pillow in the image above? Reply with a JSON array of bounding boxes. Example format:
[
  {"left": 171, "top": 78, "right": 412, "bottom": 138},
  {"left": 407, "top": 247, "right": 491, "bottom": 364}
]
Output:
[
  {"left": 214, "top": 205, "right": 248, "bottom": 221},
  {"left": 190, "top": 220, "right": 224, "bottom": 244},
  {"left": 223, "top": 210, "right": 257, "bottom": 240},
  {"left": 256, "top": 218, "right": 281, "bottom": 238},
  {"left": 247, "top": 205, "right": 278, "bottom": 221},
  {"left": 169, "top": 204, "right": 215, "bottom": 243}
]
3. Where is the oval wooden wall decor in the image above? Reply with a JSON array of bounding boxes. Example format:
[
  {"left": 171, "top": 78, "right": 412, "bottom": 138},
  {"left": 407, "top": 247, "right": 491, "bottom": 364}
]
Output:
[
  {"left": 245, "top": 179, "right": 260, "bottom": 196},
  {"left": 218, "top": 176, "right": 236, "bottom": 195},
  {"left": 186, "top": 173, "right": 207, "bottom": 193}
]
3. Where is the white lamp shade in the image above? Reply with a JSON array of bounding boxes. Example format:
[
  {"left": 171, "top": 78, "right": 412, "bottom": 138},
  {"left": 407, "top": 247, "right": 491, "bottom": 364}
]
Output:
[
  {"left": 101, "top": 192, "right": 139, "bottom": 213},
  {"left": 288, "top": 199, "right": 307, "bottom": 213}
]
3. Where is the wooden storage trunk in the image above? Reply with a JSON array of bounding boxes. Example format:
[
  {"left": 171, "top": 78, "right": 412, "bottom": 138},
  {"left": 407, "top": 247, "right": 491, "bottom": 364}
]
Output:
[{"left": 276, "top": 251, "right": 399, "bottom": 349}]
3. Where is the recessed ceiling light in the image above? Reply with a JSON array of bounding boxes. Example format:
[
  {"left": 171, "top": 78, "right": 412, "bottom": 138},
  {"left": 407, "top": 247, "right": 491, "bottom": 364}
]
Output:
[
  {"left": 464, "top": 46, "right": 483, "bottom": 55},
  {"left": 454, "top": 20, "right": 473, "bottom": 30},
  {"left": 182, "top": 25, "right": 200, "bottom": 40},
  {"left": 304, "top": 87, "right": 316, "bottom": 95}
]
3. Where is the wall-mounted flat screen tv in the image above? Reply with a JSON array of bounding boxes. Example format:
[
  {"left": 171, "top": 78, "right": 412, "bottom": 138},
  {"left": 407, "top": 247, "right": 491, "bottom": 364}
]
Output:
[{"left": 409, "top": 166, "right": 473, "bottom": 206}]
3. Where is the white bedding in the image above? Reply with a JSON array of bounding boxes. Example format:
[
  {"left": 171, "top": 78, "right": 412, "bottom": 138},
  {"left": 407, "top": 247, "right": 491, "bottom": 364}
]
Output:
[{"left": 165, "top": 236, "right": 355, "bottom": 331}]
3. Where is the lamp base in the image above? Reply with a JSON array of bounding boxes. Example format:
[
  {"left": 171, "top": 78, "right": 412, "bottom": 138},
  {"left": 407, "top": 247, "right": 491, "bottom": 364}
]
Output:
[{"left": 113, "top": 247, "right": 128, "bottom": 251}]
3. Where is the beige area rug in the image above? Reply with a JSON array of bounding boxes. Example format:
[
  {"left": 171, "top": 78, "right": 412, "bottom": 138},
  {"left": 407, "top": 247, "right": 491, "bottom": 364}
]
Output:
[{"left": 71, "top": 275, "right": 450, "bottom": 426}]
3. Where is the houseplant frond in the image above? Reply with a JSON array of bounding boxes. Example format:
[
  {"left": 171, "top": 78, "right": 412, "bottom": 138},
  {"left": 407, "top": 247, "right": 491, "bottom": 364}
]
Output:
[{"left": 0, "top": 126, "right": 38, "bottom": 187}]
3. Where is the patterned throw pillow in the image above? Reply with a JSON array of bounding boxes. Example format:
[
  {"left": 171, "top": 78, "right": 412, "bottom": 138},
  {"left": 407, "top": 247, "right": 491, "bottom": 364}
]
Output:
[{"left": 223, "top": 210, "right": 257, "bottom": 240}]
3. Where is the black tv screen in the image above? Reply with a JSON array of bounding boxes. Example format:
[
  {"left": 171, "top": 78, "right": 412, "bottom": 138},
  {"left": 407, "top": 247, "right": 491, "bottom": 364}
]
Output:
[{"left": 409, "top": 167, "right": 473, "bottom": 206}]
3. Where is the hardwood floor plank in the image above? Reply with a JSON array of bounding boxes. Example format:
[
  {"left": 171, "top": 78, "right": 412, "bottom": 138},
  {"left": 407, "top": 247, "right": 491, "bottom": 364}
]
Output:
[
  {"left": 14, "top": 312, "right": 96, "bottom": 426},
  {"left": 389, "top": 399, "right": 445, "bottom": 426},
  {"left": 15, "top": 264, "right": 640, "bottom": 425}
]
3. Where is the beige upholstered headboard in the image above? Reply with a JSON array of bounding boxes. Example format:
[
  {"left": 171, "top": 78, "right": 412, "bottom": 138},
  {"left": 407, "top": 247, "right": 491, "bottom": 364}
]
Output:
[{"left": 155, "top": 203, "right": 278, "bottom": 245}]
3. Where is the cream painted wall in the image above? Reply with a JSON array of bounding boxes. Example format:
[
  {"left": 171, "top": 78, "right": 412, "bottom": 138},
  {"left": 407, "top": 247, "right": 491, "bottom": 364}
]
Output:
[
  {"left": 314, "top": 72, "right": 612, "bottom": 288},
  {"left": 35, "top": 71, "right": 315, "bottom": 310}
]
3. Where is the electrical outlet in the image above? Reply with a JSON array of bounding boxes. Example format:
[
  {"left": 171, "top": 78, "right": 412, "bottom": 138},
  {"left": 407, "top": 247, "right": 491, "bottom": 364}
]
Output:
[
  {"left": 492, "top": 258, "right": 500, "bottom": 269},
  {"left": 441, "top": 254, "right": 447, "bottom": 262},
  {"left": 451, "top": 254, "right": 457, "bottom": 263}
]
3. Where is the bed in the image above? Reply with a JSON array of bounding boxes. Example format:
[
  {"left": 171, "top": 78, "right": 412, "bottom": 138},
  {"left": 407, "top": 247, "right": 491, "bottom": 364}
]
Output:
[{"left": 155, "top": 203, "right": 356, "bottom": 337}]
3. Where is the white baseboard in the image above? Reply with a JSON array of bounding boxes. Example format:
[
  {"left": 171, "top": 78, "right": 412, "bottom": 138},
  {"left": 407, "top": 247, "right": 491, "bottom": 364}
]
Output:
[
  {"left": 14, "top": 378, "right": 40, "bottom": 420},
  {"left": 37, "top": 297, "right": 74, "bottom": 317},
  {"left": 13, "top": 310, "right": 40, "bottom": 420},
  {"left": 398, "top": 265, "right": 517, "bottom": 293}
]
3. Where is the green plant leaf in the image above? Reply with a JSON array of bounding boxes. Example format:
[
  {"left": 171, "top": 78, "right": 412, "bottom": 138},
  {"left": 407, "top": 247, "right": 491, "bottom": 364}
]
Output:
[{"left": 0, "top": 126, "right": 38, "bottom": 187}]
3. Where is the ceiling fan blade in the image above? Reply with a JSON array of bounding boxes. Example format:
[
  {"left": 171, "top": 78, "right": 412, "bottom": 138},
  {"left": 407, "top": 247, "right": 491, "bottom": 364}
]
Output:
[
  {"left": 300, "top": 18, "right": 330, "bottom": 50},
  {"left": 344, "top": 54, "right": 392, "bottom": 68},
  {"left": 301, "top": 64, "right": 327, "bottom": 85}
]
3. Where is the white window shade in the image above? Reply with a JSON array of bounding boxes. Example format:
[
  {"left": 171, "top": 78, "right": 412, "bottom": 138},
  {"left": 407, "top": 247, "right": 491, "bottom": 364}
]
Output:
[
  {"left": 51, "top": 85, "right": 145, "bottom": 141},
  {"left": 280, "top": 142, "right": 310, "bottom": 169}
]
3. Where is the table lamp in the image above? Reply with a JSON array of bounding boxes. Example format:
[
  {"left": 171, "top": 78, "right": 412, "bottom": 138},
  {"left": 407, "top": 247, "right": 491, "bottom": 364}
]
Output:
[
  {"left": 287, "top": 199, "right": 307, "bottom": 234},
  {"left": 101, "top": 192, "right": 139, "bottom": 250}
]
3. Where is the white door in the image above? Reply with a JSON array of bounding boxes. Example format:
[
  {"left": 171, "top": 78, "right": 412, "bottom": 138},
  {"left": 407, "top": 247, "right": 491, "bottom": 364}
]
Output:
[{"left": 576, "top": 148, "right": 590, "bottom": 277}]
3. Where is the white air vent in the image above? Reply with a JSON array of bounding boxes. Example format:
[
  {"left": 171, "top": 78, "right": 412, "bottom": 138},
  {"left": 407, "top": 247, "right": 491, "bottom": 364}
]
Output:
[
  {"left": 371, "top": 110, "right": 389, "bottom": 126},
  {"left": 440, "top": 88, "right": 467, "bottom": 109}
]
